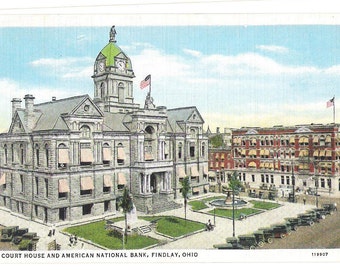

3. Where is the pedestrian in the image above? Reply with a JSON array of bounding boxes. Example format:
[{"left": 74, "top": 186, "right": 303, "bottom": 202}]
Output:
[
  {"left": 69, "top": 235, "right": 74, "bottom": 247},
  {"left": 52, "top": 224, "right": 56, "bottom": 236},
  {"left": 74, "top": 234, "right": 78, "bottom": 246},
  {"left": 303, "top": 197, "right": 306, "bottom": 205},
  {"left": 48, "top": 225, "right": 53, "bottom": 237}
]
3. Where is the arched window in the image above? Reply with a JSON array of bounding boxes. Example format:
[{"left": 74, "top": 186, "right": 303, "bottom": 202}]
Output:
[
  {"left": 80, "top": 125, "right": 91, "bottom": 138},
  {"left": 201, "top": 142, "right": 206, "bottom": 157},
  {"left": 45, "top": 143, "right": 49, "bottom": 167},
  {"left": 35, "top": 144, "right": 40, "bottom": 167},
  {"left": 58, "top": 143, "right": 69, "bottom": 169},
  {"left": 102, "top": 143, "right": 112, "bottom": 165},
  {"left": 20, "top": 144, "right": 24, "bottom": 165},
  {"left": 117, "top": 143, "right": 125, "bottom": 165},
  {"left": 100, "top": 82, "right": 105, "bottom": 98},
  {"left": 178, "top": 142, "right": 183, "bottom": 159},
  {"left": 118, "top": 82, "right": 125, "bottom": 103},
  {"left": 4, "top": 144, "right": 8, "bottom": 164}
]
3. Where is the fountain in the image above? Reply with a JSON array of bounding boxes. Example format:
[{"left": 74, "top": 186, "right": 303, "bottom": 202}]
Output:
[{"left": 209, "top": 198, "right": 249, "bottom": 208}]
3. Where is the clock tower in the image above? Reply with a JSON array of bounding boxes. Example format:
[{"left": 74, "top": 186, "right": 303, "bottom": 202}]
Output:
[{"left": 92, "top": 26, "right": 138, "bottom": 113}]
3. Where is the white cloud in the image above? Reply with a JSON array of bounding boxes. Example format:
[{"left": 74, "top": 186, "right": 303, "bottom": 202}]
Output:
[
  {"left": 256, "top": 45, "right": 289, "bottom": 54},
  {"left": 183, "top": 48, "right": 202, "bottom": 58},
  {"left": 30, "top": 56, "right": 93, "bottom": 79},
  {"left": 0, "top": 78, "right": 85, "bottom": 132}
]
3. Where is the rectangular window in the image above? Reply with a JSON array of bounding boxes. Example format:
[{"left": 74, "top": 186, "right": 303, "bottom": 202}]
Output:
[
  {"left": 35, "top": 177, "right": 39, "bottom": 195},
  {"left": 261, "top": 174, "right": 264, "bottom": 183},
  {"left": 178, "top": 146, "right": 182, "bottom": 159},
  {"left": 327, "top": 179, "right": 332, "bottom": 188},
  {"left": 243, "top": 173, "right": 246, "bottom": 181},
  {"left": 281, "top": 176, "right": 284, "bottom": 185},
  {"left": 190, "top": 144, "right": 195, "bottom": 158},
  {"left": 104, "top": 201, "right": 110, "bottom": 212},
  {"left": 320, "top": 178, "right": 325, "bottom": 188},
  {"left": 270, "top": 175, "right": 274, "bottom": 184},
  {"left": 44, "top": 178, "right": 48, "bottom": 198},
  {"left": 82, "top": 204, "right": 93, "bottom": 215},
  {"left": 251, "top": 175, "right": 255, "bottom": 182},
  {"left": 36, "top": 149, "right": 40, "bottom": 166},
  {"left": 286, "top": 176, "right": 290, "bottom": 185},
  {"left": 265, "top": 175, "right": 269, "bottom": 183},
  {"left": 20, "top": 175, "right": 24, "bottom": 193}
]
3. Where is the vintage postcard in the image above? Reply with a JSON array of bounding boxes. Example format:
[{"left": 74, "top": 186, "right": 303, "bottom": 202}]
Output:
[{"left": 0, "top": 1, "right": 340, "bottom": 267}]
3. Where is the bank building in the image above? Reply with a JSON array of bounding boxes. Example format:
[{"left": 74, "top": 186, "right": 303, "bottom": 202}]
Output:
[{"left": 0, "top": 26, "right": 209, "bottom": 224}]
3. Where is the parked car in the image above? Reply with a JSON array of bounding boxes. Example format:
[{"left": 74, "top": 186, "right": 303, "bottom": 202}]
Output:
[
  {"left": 297, "top": 214, "right": 315, "bottom": 226},
  {"left": 12, "top": 228, "right": 29, "bottom": 244},
  {"left": 284, "top": 217, "right": 301, "bottom": 231},
  {"left": 238, "top": 234, "right": 261, "bottom": 249},
  {"left": 311, "top": 208, "right": 329, "bottom": 220},
  {"left": 214, "top": 237, "right": 244, "bottom": 249},
  {"left": 270, "top": 223, "right": 292, "bottom": 239},
  {"left": 252, "top": 231, "right": 267, "bottom": 247},
  {"left": 257, "top": 227, "right": 274, "bottom": 244},
  {"left": 322, "top": 203, "right": 337, "bottom": 214},
  {"left": 0, "top": 226, "right": 19, "bottom": 242}
]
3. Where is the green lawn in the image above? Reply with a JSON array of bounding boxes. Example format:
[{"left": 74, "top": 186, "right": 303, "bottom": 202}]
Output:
[
  {"left": 188, "top": 200, "right": 209, "bottom": 211},
  {"left": 249, "top": 200, "right": 281, "bottom": 210},
  {"left": 141, "top": 216, "right": 206, "bottom": 238},
  {"left": 63, "top": 219, "right": 159, "bottom": 250},
  {"left": 208, "top": 208, "right": 262, "bottom": 219}
]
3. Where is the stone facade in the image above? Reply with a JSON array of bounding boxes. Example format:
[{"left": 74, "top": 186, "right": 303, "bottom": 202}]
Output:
[{"left": 0, "top": 26, "right": 209, "bottom": 224}]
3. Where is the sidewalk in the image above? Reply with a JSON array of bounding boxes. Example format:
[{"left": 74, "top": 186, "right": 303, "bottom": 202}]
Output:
[
  {"left": 0, "top": 196, "right": 318, "bottom": 251},
  {"left": 0, "top": 208, "right": 102, "bottom": 251}
]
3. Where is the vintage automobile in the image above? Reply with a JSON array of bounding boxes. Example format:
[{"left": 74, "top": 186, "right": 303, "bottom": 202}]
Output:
[
  {"left": 257, "top": 227, "right": 274, "bottom": 244},
  {"left": 18, "top": 232, "right": 40, "bottom": 251},
  {"left": 322, "top": 203, "right": 337, "bottom": 214},
  {"left": 270, "top": 223, "right": 292, "bottom": 239},
  {"left": 252, "top": 231, "right": 267, "bottom": 247},
  {"left": 311, "top": 208, "right": 329, "bottom": 220},
  {"left": 0, "top": 226, "right": 19, "bottom": 242},
  {"left": 284, "top": 217, "right": 301, "bottom": 231},
  {"left": 238, "top": 234, "right": 261, "bottom": 249},
  {"left": 297, "top": 214, "right": 315, "bottom": 226},
  {"left": 12, "top": 228, "right": 29, "bottom": 244},
  {"left": 303, "top": 211, "right": 321, "bottom": 222},
  {"left": 213, "top": 237, "right": 244, "bottom": 249}
]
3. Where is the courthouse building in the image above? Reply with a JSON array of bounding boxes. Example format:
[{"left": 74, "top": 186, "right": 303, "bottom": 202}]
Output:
[
  {"left": 230, "top": 124, "right": 340, "bottom": 197},
  {"left": 0, "top": 26, "right": 209, "bottom": 224}
]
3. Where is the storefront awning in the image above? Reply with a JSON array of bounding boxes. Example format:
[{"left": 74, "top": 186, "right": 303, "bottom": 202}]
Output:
[
  {"left": 248, "top": 161, "right": 256, "bottom": 168},
  {"left": 192, "top": 187, "right": 200, "bottom": 193},
  {"left": 177, "top": 167, "right": 186, "bottom": 178},
  {"left": 58, "top": 179, "right": 69, "bottom": 193},
  {"left": 299, "top": 150, "right": 309, "bottom": 157},
  {"left": 326, "top": 150, "right": 332, "bottom": 157},
  {"left": 289, "top": 137, "right": 295, "bottom": 144},
  {"left": 80, "top": 148, "right": 93, "bottom": 163},
  {"left": 103, "top": 148, "right": 112, "bottom": 161},
  {"left": 203, "top": 166, "right": 209, "bottom": 175},
  {"left": 58, "top": 148, "right": 69, "bottom": 164},
  {"left": 313, "top": 150, "right": 319, "bottom": 157},
  {"left": 299, "top": 137, "right": 309, "bottom": 144},
  {"left": 144, "top": 152, "right": 154, "bottom": 161},
  {"left": 0, "top": 173, "right": 6, "bottom": 185},
  {"left": 103, "top": 175, "right": 113, "bottom": 187},
  {"left": 326, "top": 136, "right": 331, "bottom": 143},
  {"left": 191, "top": 167, "right": 199, "bottom": 177},
  {"left": 313, "top": 136, "right": 319, "bottom": 143},
  {"left": 117, "top": 172, "right": 127, "bottom": 185},
  {"left": 80, "top": 176, "right": 94, "bottom": 190},
  {"left": 117, "top": 147, "right": 126, "bottom": 160},
  {"left": 249, "top": 149, "right": 256, "bottom": 156}
]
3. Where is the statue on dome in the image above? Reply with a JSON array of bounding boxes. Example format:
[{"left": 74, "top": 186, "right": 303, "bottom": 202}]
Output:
[
  {"left": 144, "top": 91, "right": 156, "bottom": 110},
  {"left": 110, "top": 25, "right": 117, "bottom": 42}
]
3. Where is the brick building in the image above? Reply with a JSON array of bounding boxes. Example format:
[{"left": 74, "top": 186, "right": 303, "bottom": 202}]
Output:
[
  {"left": 229, "top": 124, "right": 340, "bottom": 198},
  {"left": 0, "top": 26, "right": 209, "bottom": 224}
]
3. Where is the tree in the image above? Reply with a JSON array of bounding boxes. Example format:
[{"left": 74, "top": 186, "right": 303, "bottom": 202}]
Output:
[
  {"left": 181, "top": 176, "right": 191, "bottom": 224},
  {"left": 120, "top": 187, "right": 134, "bottom": 246},
  {"left": 228, "top": 171, "right": 243, "bottom": 237}
]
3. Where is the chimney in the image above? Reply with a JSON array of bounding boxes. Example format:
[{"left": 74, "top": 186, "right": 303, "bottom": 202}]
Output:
[
  {"left": 11, "top": 98, "right": 22, "bottom": 119},
  {"left": 52, "top": 96, "right": 56, "bottom": 102},
  {"left": 216, "top": 127, "right": 220, "bottom": 133},
  {"left": 24, "top": 94, "right": 35, "bottom": 131}
]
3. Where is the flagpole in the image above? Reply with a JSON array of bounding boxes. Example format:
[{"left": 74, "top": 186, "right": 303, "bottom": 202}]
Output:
[
  {"left": 333, "top": 95, "right": 336, "bottom": 123},
  {"left": 148, "top": 75, "right": 152, "bottom": 96}
]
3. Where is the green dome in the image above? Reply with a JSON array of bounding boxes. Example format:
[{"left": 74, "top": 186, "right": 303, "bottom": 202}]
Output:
[{"left": 98, "top": 41, "right": 132, "bottom": 69}]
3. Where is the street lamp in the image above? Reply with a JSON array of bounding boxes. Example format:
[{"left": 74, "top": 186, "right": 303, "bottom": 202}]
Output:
[
  {"left": 232, "top": 183, "right": 235, "bottom": 237},
  {"left": 291, "top": 161, "right": 295, "bottom": 203}
]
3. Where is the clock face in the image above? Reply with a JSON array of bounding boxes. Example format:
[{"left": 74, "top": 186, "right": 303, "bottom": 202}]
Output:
[
  {"left": 98, "top": 62, "right": 105, "bottom": 72},
  {"left": 116, "top": 59, "right": 126, "bottom": 71}
]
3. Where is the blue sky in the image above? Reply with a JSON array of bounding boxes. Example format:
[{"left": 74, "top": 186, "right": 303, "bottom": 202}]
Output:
[{"left": 0, "top": 25, "right": 339, "bottom": 132}]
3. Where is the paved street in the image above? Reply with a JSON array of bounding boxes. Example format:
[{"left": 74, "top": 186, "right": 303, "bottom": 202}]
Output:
[{"left": 1, "top": 193, "right": 328, "bottom": 251}]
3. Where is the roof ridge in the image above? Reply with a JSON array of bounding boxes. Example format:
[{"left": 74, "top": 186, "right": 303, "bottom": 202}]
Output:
[
  {"left": 167, "top": 106, "right": 196, "bottom": 111},
  {"left": 34, "top": 94, "right": 89, "bottom": 106}
]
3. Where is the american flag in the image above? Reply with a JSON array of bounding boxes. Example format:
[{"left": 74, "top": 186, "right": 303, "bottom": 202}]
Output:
[
  {"left": 327, "top": 97, "right": 335, "bottom": 108},
  {"left": 140, "top": 75, "right": 151, "bottom": 89}
]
